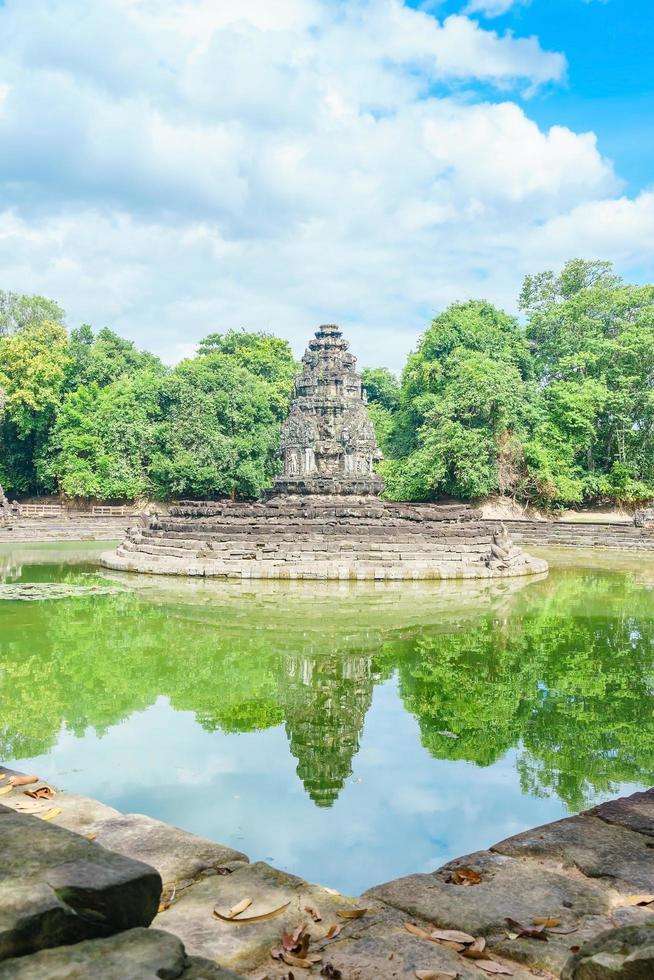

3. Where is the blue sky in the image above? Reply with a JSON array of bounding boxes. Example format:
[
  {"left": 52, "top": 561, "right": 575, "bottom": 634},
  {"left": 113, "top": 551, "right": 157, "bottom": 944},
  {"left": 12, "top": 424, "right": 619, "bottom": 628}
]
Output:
[
  {"left": 437, "top": 0, "right": 654, "bottom": 195},
  {"left": 0, "top": 0, "right": 652, "bottom": 368}
]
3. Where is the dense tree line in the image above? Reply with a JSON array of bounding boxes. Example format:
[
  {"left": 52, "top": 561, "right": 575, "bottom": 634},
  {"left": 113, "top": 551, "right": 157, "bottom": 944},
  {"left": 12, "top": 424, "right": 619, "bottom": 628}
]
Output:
[{"left": 1, "top": 258, "right": 653, "bottom": 506}]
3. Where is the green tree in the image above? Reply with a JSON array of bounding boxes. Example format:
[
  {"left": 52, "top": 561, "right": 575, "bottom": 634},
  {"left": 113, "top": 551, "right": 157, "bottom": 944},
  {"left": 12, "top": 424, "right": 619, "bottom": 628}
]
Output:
[
  {"left": 46, "top": 372, "right": 164, "bottom": 499},
  {"left": 383, "top": 302, "right": 537, "bottom": 500},
  {"left": 521, "top": 259, "right": 654, "bottom": 505},
  {"left": 0, "top": 290, "right": 65, "bottom": 336},
  {"left": 0, "top": 321, "right": 73, "bottom": 493}
]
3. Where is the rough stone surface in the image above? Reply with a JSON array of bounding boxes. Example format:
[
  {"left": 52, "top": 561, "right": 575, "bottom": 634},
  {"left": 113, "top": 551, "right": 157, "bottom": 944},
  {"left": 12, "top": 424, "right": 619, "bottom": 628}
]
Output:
[
  {"left": 0, "top": 805, "right": 162, "bottom": 961},
  {"left": 365, "top": 849, "right": 611, "bottom": 936},
  {"left": 87, "top": 813, "right": 249, "bottom": 891},
  {"left": 561, "top": 924, "right": 654, "bottom": 979},
  {"left": 103, "top": 501, "right": 547, "bottom": 581},
  {"left": 589, "top": 789, "right": 654, "bottom": 839},
  {"left": 0, "top": 928, "right": 244, "bottom": 979},
  {"left": 493, "top": 813, "right": 654, "bottom": 893},
  {"left": 154, "top": 860, "right": 381, "bottom": 974},
  {"left": 271, "top": 323, "right": 384, "bottom": 497}
]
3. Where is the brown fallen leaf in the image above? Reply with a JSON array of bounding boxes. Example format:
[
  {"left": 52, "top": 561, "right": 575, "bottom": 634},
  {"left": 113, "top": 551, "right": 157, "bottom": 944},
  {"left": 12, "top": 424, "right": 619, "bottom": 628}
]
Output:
[
  {"left": 281, "top": 951, "right": 322, "bottom": 969},
  {"left": 415, "top": 971, "right": 458, "bottom": 980},
  {"left": 9, "top": 774, "right": 39, "bottom": 787},
  {"left": 448, "top": 867, "right": 481, "bottom": 886},
  {"left": 305, "top": 905, "right": 322, "bottom": 922},
  {"left": 40, "top": 807, "right": 62, "bottom": 821},
  {"left": 505, "top": 917, "right": 547, "bottom": 941},
  {"left": 336, "top": 908, "right": 367, "bottom": 919},
  {"left": 533, "top": 917, "right": 560, "bottom": 927},
  {"left": 325, "top": 924, "right": 342, "bottom": 940},
  {"left": 438, "top": 940, "right": 466, "bottom": 952},
  {"left": 226, "top": 897, "right": 253, "bottom": 919},
  {"left": 430, "top": 928, "right": 475, "bottom": 944},
  {"left": 86, "top": 833, "right": 97, "bottom": 841},
  {"left": 462, "top": 936, "right": 487, "bottom": 959},
  {"left": 569, "top": 945, "right": 580, "bottom": 954},
  {"left": 213, "top": 900, "right": 291, "bottom": 924},
  {"left": 476, "top": 961, "right": 514, "bottom": 975},
  {"left": 158, "top": 886, "right": 176, "bottom": 913},
  {"left": 404, "top": 923, "right": 434, "bottom": 941},
  {"left": 281, "top": 924, "right": 309, "bottom": 957},
  {"left": 620, "top": 894, "right": 654, "bottom": 907},
  {"left": 25, "top": 786, "right": 55, "bottom": 801}
]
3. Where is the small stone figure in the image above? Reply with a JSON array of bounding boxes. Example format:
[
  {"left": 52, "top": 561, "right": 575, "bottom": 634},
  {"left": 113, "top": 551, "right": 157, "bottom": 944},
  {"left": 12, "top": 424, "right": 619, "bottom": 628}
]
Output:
[
  {"left": 0, "top": 485, "right": 11, "bottom": 523},
  {"left": 486, "top": 523, "right": 526, "bottom": 571},
  {"left": 633, "top": 505, "right": 654, "bottom": 528}
]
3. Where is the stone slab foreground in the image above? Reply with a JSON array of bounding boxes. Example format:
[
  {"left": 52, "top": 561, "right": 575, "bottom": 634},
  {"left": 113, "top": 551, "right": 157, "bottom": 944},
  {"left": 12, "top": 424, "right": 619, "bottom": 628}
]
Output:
[
  {"left": 0, "top": 804, "right": 161, "bottom": 961},
  {"left": 1, "top": 770, "right": 654, "bottom": 977},
  {"left": 0, "top": 927, "right": 243, "bottom": 979}
]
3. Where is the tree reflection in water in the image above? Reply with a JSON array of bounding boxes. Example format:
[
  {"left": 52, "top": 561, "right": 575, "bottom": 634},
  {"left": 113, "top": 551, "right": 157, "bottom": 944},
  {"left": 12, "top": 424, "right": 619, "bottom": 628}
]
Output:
[{"left": 1, "top": 552, "right": 653, "bottom": 812}]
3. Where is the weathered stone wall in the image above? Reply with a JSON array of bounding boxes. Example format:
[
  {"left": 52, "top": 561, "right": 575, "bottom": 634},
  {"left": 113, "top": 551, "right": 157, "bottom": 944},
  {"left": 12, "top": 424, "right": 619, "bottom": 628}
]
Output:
[
  {"left": 494, "top": 518, "right": 654, "bottom": 552},
  {"left": 0, "top": 516, "right": 130, "bottom": 543},
  {"left": 103, "top": 500, "right": 546, "bottom": 580}
]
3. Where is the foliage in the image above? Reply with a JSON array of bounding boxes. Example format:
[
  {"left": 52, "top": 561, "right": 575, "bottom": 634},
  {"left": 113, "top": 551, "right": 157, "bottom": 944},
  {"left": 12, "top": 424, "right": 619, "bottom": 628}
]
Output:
[
  {"left": 2, "top": 262, "right": 654, "bottom": 507},
  {"left": 0, "top": 290, "right": 65, "bottom": 336},
  {"left": 382, "top": 302, "right": 538, "bottom": 500}
]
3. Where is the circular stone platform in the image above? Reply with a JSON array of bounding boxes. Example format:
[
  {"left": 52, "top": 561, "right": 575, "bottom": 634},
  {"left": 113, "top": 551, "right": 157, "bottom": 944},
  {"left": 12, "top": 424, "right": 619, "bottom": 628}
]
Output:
[{"left": 101, "top": 498, "right": 547, "bottom": 580}]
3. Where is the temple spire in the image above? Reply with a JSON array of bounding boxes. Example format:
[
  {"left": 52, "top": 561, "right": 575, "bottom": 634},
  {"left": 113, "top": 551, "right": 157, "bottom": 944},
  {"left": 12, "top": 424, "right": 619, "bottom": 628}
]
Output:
[{"left": 271, "top": 324, "right": 384, "bottom": 497}]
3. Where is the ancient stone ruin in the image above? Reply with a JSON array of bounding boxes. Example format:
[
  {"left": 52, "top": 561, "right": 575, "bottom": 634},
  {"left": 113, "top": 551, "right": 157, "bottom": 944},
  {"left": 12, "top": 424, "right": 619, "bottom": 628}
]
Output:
[
  {"left": 102, "top": 325, "right": 547, "bottom": 580},
  {"left": 271, "top": 323, "right": 383, "bottom": 497}
]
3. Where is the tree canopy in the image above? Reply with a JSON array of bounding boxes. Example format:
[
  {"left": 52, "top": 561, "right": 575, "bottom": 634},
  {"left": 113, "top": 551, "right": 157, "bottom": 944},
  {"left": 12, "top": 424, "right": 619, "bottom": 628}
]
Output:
[{"left": 1, "top": 260, "right": 653, "bottom": 506}]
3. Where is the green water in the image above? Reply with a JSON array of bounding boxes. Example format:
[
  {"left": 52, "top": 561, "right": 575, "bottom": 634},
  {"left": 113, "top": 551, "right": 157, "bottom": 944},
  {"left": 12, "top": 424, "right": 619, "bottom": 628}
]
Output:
[{"left": 1, "top": 542, "right": 653, "bottom": 895}]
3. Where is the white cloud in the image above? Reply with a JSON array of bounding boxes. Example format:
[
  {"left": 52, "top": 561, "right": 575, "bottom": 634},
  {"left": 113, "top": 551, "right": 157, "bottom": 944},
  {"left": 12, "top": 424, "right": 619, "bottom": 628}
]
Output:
[
  {"left": 0, "top": 0, "right": 650, "bottom": 370},
  {"left": 465, "top": 0, "right": 527, "bottom": 17}
]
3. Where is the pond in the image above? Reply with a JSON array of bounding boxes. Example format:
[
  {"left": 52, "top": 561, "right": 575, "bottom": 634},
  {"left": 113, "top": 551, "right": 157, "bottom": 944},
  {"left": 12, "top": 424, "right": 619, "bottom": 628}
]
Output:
[{"left": 1, "top": 542, "right": 653, "bottom": 895}]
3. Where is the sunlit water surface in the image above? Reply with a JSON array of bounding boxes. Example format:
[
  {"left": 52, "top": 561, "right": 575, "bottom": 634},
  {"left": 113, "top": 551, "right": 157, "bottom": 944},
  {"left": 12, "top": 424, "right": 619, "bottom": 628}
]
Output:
[{"left": 1, "top": 542, "right": 653, "bottom": 895}]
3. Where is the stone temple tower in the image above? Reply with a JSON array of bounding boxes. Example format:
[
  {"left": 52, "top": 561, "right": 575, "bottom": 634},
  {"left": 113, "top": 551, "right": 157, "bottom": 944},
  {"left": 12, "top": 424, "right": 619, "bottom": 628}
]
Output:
[{"left": 271, "top": 324, "right": 384, "bottom": 497}]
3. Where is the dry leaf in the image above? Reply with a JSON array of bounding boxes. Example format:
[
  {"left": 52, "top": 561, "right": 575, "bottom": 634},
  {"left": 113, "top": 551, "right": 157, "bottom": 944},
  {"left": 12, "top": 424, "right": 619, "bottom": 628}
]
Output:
[
  {"left": 415, "top": 971, "right": 458, "bottom": 980},
  {"left": 9, "top": 774, "right": 38, "bottom": 787},
  {"left": 305, "top": 905, "right": 322, "bottom": 922},
  {"left": 404, "top": 923, "right": 434, "bottom": 941},
  {"left": 25, "top": 786, "right": 55, "bottom": 801},
  {"left": 158, "top": 886, "right": 176, "bottom": 913},
  {"left": 281, "top": 951, "right": 322, "bottom": 969},
  {"left": 86, "top": 833, "right": 97, "bottom": 841},
  {"left": 0, "top": 784, "right": 14, "bottom": 796},
  {"left": 0, "top": 773, "right": 6, "bottom": 780},
  {"left": 569, "top": 945, "right": 580, "bottom": 954},
  {"left": 325, "top": 924, "right": 342, "bottom": 940},
  {"left": 620, "top": 894, "right": 654, "bottom": 907},
  {"left": 213, "top": 900, "right": 291, "bottom": 924},
  {"left": 505, "top": 918, "right": 547, "bottom": 941},
  {"left": 226, "top": 897, "right": 253, "bottom": 919},
  {"left": 448, "top": 867, "right": 481, "bottom": 886},
  {"left": 476, "top": 961, "right": 514, "bottom": 975},
  {"left": 282, "top": 924, "right": 309, "bottom": 957},
  {"left": 336, "top": 908, "right": 367, "bottom": 919},
  {"left": 533, "top": 917, "right": 560, "bottom": 927},
  {"left": 506, "top": 932, "right": 519, "bottom": 941},
  {"left": 462, "top": 937, "right": 487, "bottom": 959},
  {"left": 430, "top": 928, "right": 475, "bottom": 944},
  {"left": 40, "top": 807, "right": 62, "bottom": 821}
]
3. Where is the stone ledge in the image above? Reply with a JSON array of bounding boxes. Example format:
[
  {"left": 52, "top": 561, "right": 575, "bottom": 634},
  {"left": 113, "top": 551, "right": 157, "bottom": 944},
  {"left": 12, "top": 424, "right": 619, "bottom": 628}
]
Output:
[
  {"left": 0, "top": 804, "right": 161, "bottom": 961},
  {"left": 0, "top": 927, "right": 245, "bottom": 979}
]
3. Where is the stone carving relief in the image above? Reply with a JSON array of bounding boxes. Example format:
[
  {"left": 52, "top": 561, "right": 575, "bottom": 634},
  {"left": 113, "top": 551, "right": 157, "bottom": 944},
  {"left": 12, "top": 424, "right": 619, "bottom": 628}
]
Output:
[{"left": 272, "top": 324, "right": 384, "bottom": 497}]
